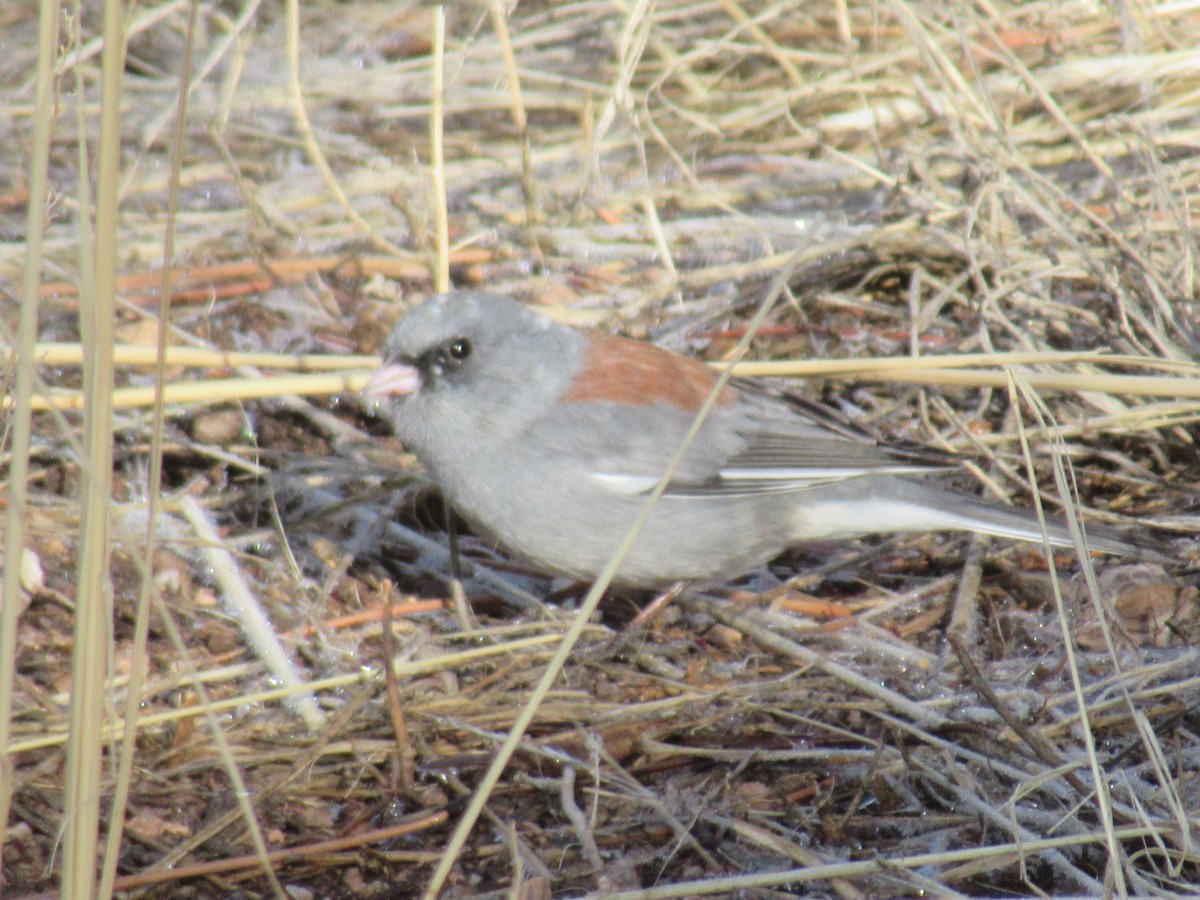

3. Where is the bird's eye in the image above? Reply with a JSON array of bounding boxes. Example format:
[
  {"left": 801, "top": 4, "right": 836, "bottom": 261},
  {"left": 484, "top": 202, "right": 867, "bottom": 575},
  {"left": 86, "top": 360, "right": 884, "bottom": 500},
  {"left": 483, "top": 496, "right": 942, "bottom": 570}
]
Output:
[{"left": 425, "top": 336, "right": 473, "bottom": 375}]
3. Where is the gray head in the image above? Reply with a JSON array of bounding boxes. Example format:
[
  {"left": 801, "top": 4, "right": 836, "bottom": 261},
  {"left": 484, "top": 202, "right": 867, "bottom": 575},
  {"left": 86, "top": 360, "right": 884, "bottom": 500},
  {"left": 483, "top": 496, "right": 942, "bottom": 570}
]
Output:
[{"left": 363, "top": 292, "right": 585, "bottom": 453}]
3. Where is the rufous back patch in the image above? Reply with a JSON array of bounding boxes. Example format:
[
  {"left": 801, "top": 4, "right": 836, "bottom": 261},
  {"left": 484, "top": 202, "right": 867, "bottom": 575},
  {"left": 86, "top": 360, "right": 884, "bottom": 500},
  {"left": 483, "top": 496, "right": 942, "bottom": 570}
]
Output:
[{"left": 559, "top": 334, "right": 733, "bottom": 410}]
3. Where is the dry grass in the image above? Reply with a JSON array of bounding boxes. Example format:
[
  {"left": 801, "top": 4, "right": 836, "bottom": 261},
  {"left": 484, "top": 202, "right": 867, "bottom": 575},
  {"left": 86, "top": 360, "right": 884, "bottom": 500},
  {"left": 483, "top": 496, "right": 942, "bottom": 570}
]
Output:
[{"left": 2, "top": 1, "right": 1200, "bottom": 897}]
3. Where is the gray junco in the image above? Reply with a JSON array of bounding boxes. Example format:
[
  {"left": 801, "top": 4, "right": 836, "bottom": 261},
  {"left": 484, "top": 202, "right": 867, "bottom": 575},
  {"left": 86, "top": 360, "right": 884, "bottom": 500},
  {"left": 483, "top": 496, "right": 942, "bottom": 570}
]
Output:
[{"left": 362, "top": 292, "right": 1165, "bottom": 586}]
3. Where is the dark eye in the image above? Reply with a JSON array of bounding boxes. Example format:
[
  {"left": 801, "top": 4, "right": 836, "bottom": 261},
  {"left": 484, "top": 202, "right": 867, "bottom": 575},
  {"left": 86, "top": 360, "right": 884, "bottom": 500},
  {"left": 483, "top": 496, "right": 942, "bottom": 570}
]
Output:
[{"left": 446, "top": 338, "right": 471, "bottom": 361}]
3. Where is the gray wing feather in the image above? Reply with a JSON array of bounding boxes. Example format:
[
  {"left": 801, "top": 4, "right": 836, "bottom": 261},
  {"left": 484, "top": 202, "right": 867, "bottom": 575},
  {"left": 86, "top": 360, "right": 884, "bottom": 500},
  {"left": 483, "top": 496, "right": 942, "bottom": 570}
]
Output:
[{"left": 527, "top": 384, "right": 958, "bottom": 499}]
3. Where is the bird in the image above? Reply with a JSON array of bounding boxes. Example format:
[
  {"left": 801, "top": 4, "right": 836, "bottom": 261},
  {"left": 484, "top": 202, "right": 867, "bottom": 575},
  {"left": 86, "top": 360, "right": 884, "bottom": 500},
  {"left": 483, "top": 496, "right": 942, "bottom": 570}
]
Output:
[{"left": 361, "top": 291, "right": 1167, "bottom": 587}]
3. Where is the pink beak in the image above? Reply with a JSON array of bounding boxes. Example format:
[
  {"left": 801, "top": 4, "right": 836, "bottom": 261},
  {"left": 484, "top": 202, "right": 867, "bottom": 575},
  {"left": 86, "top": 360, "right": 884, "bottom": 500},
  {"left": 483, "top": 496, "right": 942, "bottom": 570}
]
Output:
[{"left": 362, "top": 361, "right": 422, "bottom": 400}]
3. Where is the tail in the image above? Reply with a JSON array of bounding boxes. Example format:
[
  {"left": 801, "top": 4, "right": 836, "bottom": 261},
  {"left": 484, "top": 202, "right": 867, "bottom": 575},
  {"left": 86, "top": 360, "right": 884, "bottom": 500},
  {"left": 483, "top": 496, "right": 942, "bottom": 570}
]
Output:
[{"left": 790, "top": 476, "right": 1174, "bottom": 564}]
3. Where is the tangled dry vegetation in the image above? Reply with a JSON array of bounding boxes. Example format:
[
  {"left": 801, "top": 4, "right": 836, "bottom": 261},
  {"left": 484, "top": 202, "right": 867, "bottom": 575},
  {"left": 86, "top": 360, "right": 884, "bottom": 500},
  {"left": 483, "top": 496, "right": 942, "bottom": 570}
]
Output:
[{"left": 2, "top": 1, "right": 1200, "bottom": 897}]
